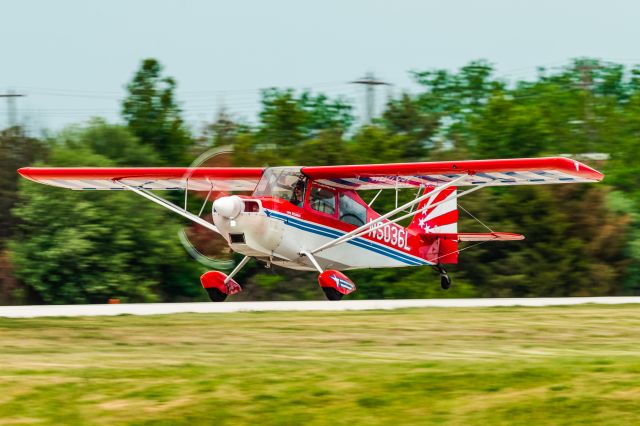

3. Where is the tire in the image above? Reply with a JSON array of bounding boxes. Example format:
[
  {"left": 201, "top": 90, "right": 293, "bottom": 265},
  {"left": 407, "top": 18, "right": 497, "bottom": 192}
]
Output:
[
  {"left": 440, "top": 275, "right": 451, "bottom": 290},
  {"left": 322, "top": 287, "right": 344, "bottom": 301},
  {"left": 206, "top": 287, "right": 228, "bottom": 302}
]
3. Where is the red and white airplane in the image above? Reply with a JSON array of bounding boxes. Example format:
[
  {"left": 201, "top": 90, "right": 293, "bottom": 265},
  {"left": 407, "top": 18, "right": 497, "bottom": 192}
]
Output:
[{"left": 18, "top": 157, "right": 603, "bottom": 301}]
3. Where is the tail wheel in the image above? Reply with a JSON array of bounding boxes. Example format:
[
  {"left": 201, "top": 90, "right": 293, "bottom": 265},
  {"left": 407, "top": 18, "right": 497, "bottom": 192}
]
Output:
[
  {"left": 432, "top": 264, "right": 451, "bottom": 290},
  {"left": 440, "top": 275, "right": 451, "bottom": 290},
  {"left": 322, "top": 287, "right": 344, "bottom": 301}
]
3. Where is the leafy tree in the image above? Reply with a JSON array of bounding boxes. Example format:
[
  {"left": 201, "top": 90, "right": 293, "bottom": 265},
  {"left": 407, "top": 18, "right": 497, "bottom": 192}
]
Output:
[
  {"left": 9, "top": 143, "right": 202, "bottom": 304},
  {"left": 345, "top": 125, "right": 417, "bottom": 164},
  {"left": 470, "top": 95, "right": 552, "bottom": 158},
  {"left": 122, "top": 58, "right": 192, "bottom": 164},
  {"left": 411, "top": 60, "right": 504, "bottom": 149},
  {"left": 0, "top": 128, "right": 48, "bottom": 304},
  {"left": 296, "top": 129, "right": 354, "bottom": 166},
  {"left": 228, "top": 89, "right": 354, "bottom": 167},
  {"left": 55, "top": 118, "right": 161, "bottom": 166},
  {"left": 0, "top": 128, "right": 47, "bottom": 244},
  {"left": 256, "top": 89, "right": 353, "bottom": 159},
  {"left": 457, "top": 185, "right": 628, "bottom": 297},
  {"left": 202, "top": 109, "right": 250, "bottom": 150},
  {"left": 382, "top": 93, "right": 438, "bottom": 159}
]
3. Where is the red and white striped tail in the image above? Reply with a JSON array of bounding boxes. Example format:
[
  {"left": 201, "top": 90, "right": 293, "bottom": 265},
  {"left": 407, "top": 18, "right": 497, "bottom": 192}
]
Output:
[
  {"left": 409, "top": 186, "right": 459, "bottom": 264},
  {"left": 409, "top": 186, "right": 459, "bottom": 235}
]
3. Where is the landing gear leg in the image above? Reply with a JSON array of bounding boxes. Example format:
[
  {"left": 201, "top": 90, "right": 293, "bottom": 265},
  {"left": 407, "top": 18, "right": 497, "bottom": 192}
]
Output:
[
  {"left": 225, "top": 256, "right": 251, "bottom": 283},
  {"left": 433, "top": 264, "right": 451, "bottom": 290}
]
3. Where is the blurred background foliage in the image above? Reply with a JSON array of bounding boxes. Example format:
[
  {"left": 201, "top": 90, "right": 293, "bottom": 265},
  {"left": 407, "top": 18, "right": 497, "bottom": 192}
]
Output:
[{"left": 1, "top": 57, "right": 638, "bottom": 304}]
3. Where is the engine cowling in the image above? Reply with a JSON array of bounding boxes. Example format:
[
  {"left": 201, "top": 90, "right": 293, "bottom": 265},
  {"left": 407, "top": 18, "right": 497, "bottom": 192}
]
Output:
[{"left": 213, "top": 195, "right": 244, "bottom": 219}]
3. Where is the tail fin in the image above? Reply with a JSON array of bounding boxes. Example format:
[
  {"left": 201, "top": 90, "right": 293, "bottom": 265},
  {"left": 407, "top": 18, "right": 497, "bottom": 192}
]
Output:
[
  {"left": 409, "top": 186, "right": 459, "bottom": 264},
  {"left": 409, "top": 186, "right": 458, "bottom": 234}
]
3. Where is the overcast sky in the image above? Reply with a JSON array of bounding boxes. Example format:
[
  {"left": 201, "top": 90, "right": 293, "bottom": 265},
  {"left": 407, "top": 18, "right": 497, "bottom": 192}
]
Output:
[{"left": 2, "top": 0, "right": 639, "bottom": 131}]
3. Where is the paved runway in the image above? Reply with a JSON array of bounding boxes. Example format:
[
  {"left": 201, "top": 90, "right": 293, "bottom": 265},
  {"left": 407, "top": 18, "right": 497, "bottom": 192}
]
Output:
[{"left": 1, "top": 297, "right": 639, "bottom": 318}]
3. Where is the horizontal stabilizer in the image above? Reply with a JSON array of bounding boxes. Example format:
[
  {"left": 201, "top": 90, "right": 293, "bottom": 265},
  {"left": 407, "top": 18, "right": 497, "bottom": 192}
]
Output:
[{"left": 421, "top": 232, "right": 524, "bottom": 242}]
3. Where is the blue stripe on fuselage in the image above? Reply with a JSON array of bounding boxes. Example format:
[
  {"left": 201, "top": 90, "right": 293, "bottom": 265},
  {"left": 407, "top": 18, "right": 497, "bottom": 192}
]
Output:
[{"left": 264, "top": 210, "right": 428, "bottom": 266}]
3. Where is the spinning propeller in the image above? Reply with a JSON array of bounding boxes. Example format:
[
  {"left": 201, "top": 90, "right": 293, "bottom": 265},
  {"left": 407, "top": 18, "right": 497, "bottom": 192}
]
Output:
[{"left": 179, "top": 146, "right": 246, "bottom": 270}]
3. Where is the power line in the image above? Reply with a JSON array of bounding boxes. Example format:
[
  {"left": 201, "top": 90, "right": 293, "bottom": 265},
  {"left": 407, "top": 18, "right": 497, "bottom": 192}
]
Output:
[{"left": 13, "top": 80, "right": 352, "bottom": 98}]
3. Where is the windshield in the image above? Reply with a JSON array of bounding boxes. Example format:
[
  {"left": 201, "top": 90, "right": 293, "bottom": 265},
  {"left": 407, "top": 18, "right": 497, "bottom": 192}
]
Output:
[{"left": 252, "top": 167, "right": 305, "bottom": 203}]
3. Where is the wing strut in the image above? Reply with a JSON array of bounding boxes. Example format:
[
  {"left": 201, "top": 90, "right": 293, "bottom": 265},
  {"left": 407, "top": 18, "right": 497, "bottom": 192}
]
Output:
[
  {"left": 309, "top": 174, "right": 468, "bottom": 255},
  {"left": 118, "top": 181, "right": 222, "bottom": 235}
]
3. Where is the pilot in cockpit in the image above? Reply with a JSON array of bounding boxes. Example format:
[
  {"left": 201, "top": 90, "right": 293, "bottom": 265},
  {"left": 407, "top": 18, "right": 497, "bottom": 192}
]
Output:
[{"left": 290, "top": 179, "right": 306, "bottom": 207}]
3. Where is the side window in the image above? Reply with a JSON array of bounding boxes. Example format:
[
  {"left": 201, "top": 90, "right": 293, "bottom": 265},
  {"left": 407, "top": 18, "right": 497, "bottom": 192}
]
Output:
[
  {"left": 339, "top": 193, "right": 367, "bottom": 226},
  {"left": 309, "top": 186, "right": 336, "bottom": 215}
]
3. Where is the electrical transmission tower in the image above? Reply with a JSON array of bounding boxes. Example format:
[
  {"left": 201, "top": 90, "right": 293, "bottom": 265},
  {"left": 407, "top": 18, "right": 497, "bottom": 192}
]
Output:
[
  {"left": 0, "top": 90, "right": 25, "bottom": 128},
  {"left": 350, "top": 72, "right": 390, "bottom": 124},
  {"left": 575, "top": 60, "right": 599, "bottom": 148}
]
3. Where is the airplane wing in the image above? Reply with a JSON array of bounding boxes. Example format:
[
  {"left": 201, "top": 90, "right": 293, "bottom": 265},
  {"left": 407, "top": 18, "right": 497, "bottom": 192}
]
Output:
[
  {"left": 18, "top": 157, "right": 603, "bottom": 192},
  {"left": 17, "top": 167, "right": 265, "bottom": 191},
  {"left": 301, "top": 157, "right": 603, "bottom": 190}
]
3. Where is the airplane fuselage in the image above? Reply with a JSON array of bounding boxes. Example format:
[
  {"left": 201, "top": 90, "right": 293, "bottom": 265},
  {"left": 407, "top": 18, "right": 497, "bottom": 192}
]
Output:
[{"left": 212, "top": 195, "right": 432, "bottom": 272}]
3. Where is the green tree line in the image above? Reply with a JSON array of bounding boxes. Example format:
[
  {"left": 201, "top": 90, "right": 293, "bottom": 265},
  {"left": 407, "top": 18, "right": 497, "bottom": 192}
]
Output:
[{"left": 0, "top": 58, "right": 637, "bottom": 304}]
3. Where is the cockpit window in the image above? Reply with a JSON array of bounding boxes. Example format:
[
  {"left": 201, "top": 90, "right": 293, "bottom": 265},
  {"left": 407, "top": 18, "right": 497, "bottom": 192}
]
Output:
[
  {"left": 253, "top": 168, "right": 305, "bottom": 203},
  {"left": 309, "top": 186, "right": 336, "bottom": 215},
  {"left": 339, "top": 193, "right": 367, "bottom": 226}
]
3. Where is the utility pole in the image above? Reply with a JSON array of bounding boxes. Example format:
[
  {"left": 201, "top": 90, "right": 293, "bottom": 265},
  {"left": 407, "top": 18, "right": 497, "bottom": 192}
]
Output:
[
  {"left": 350, "top": 72, "right": 390, "bottom": 124},
  {"left": 0, "top": 90, "right": 25, "bottom": 128},
  {"left": 576, "top": 61, "right": 596, "bottom": 91},
  {"left": 575, "top": 61, "right": 598, "bottom": 149}
]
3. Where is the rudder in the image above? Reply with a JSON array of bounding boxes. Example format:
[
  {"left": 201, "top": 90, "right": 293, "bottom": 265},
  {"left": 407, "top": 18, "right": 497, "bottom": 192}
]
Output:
[{"left": 409, "top": 186, "right": 459, "bottom": 264}]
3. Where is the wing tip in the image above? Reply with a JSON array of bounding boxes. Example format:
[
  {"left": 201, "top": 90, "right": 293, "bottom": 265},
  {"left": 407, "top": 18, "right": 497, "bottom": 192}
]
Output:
[
  {"left": 494, "top": 232, "right": 525, "bottom": 241},
  {"left": 17, "top": 167, "right": 36, "bottom": 182},
  {"left": 551, "top": 156, "right": 604, "bottom": 182}
]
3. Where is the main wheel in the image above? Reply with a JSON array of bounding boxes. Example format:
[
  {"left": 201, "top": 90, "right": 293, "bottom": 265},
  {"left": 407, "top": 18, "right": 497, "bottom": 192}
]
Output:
[
  {"left": 322, "top": 287, "right": 343, "bottom": 301},
  {"left": 440, "top": 275, "right": 451, "bottom": 290},
  {"left": 206, "top": 287, "right": 228, "bottom": 302}
]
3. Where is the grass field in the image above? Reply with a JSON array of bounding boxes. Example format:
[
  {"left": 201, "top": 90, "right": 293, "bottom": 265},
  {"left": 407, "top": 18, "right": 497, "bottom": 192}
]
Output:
[{"left": 1, "top": 305, "right": 640, "bottom": 425}]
